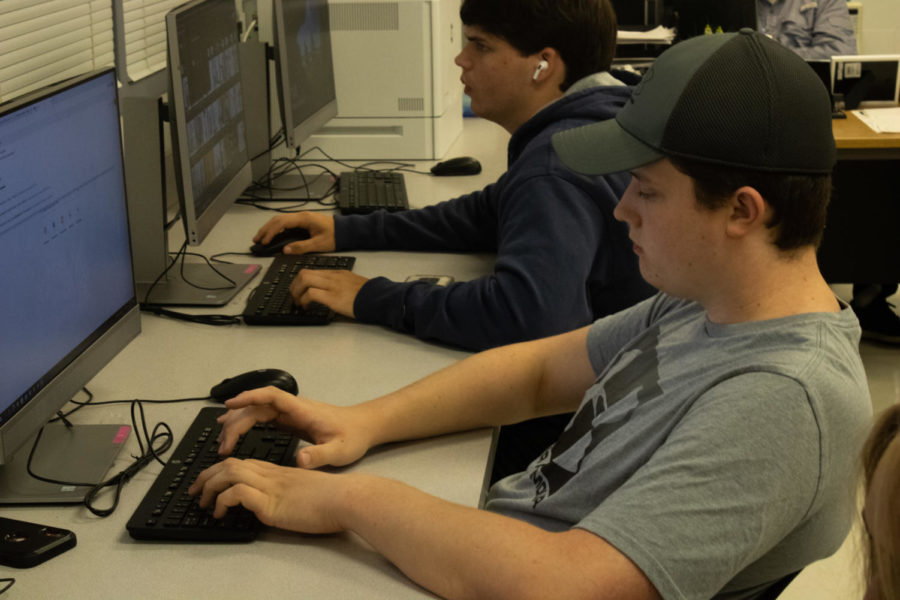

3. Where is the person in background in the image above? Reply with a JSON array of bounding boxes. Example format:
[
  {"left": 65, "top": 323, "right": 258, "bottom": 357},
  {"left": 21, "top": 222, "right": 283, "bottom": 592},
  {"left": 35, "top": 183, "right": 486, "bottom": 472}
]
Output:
[
  {"left": 757, "top": 0, "right": 900, "bottom": 344},
  {"left": 191, "top": 30, "right": 872, "bottom": 599},
  {"left": 756, "top": 0, "right": 857, "bottom": 59},
  {"left": 861, "top": 403, "right": 900, "bottom": 600}
]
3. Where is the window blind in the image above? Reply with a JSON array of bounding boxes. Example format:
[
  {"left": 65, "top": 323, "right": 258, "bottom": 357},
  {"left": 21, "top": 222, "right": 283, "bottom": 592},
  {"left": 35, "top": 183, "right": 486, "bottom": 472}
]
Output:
[
  {"left": 0, "top": 0, "right": 113, "bottom": 102},
  {"left": 117, "top": 0, "right": 184, "bottom": 84},
  {"left": 0, "top": 0, "right": 185, "bottom": 102}
]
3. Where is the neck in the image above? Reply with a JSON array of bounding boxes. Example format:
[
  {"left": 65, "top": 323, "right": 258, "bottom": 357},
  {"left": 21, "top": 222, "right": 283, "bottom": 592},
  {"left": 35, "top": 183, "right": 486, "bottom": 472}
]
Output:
[
  {"left": 702, "top": 246, "right": 840, "bottom": 324},
  {"left": 504, "top": 89, "right": 565, "bottom": 134}
]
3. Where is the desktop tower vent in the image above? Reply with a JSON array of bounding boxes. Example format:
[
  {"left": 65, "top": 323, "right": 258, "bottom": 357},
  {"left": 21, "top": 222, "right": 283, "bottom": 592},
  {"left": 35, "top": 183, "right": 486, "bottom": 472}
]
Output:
[
  {"left": 398, "top": 97, "right": 425, "bottom": 112},
  {"left": 330, "top": 2, "right": 400, "bottom": 31}
]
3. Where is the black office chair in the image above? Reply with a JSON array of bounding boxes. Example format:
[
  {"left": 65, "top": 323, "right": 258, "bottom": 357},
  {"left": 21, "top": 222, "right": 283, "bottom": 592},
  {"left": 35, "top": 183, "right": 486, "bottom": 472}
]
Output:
[{"left": 757, "top": 570, "right": 801, "bottom": 600}]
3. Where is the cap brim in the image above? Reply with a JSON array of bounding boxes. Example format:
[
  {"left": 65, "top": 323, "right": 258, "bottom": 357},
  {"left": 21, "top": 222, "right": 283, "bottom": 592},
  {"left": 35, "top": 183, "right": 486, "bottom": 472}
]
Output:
[{"left": 552, "top": 118, "right": 664, "bottom": 176}]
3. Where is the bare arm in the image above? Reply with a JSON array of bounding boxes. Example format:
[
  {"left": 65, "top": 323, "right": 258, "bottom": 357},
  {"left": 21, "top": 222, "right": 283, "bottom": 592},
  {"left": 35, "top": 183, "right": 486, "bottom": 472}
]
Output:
[
  {"left": 214, "top": 326, "right": 596, "bottom": 469},
  {"left": 190, "top": 461, "right": 660, "bottom": 600}
]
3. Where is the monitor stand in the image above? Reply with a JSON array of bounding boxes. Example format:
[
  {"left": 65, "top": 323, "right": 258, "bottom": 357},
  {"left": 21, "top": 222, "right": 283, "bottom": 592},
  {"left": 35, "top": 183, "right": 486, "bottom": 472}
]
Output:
[
  {"left": 0, "top": 424, "right": 131, "bottom": 504},
  {"left": 136, "top": 262, "right": 261, "bottom": 307}
]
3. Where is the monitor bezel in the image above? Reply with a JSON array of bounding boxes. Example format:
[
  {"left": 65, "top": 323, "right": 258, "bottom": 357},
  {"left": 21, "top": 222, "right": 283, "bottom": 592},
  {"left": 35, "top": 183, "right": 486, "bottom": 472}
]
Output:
[{"left": 831, "top": 54, "right": 900, "bottom": 109}]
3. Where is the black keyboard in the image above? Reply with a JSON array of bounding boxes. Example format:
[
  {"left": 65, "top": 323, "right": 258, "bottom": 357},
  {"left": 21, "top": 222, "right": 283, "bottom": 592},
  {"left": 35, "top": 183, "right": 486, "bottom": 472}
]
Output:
[
  {"left": 126, "top": 406, "right": 300, "bottom": 542},
  {"left": 242, "top": 254, "right": 356, "bottom": 325},
  {"left": 337, "top": 171, "right": 409, "bottom": 215}
]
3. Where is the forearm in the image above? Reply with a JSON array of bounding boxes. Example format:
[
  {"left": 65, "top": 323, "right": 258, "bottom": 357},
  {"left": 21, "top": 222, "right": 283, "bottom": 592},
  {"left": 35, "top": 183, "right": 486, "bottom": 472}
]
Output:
[
  {"left": 334, "top": 474, "right": 656, "bottom": 600},
  {"left": 357, "top": 327, "right": 594, "bottom": 448},
  {"left": 335, "top": 193, "right": 497, "bottom": 252}
]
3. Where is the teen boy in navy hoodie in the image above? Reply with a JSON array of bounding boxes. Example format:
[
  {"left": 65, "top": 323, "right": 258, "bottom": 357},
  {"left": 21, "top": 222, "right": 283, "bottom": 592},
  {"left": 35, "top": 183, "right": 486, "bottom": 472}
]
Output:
[{"left": 254, "top": 0, "right": 652, "bottom": 353}]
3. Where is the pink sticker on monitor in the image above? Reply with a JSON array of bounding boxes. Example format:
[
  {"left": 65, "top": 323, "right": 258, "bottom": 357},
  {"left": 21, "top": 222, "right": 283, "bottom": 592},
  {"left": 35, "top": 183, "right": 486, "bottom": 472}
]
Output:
[{"left": 113, "top": 426, "right": 131, "bottom": 445}]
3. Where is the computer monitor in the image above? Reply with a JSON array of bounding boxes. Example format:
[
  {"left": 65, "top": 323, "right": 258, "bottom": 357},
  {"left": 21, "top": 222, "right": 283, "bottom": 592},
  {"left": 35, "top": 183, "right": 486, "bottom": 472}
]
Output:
[
  {"left": 272, "top": 0, "right": 338, "bottom": 151},
  {"left": 161, "top": 0, "right": 261, "bottom": 305},
  {"left": 0, "top": 69, "right": 141, "bottom": 503},
  {"left": 831, "top": 55, "right": 900, "bottom": 109}
]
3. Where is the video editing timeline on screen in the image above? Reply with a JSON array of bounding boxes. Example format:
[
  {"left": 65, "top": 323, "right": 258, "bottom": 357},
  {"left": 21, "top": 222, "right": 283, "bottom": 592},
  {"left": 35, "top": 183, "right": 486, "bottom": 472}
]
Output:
[{"left": 176, "top": 9, "right": 247, "bottom": 215}]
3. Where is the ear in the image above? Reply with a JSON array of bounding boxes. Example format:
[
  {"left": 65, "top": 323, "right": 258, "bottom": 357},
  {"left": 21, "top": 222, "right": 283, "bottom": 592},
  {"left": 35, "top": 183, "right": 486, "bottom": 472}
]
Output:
[
  {"left": 531, "top": 47, "right": 563, "bottom": 86},
  {"left": 725, "top": 186, "right": 768, "bottom": 240}
]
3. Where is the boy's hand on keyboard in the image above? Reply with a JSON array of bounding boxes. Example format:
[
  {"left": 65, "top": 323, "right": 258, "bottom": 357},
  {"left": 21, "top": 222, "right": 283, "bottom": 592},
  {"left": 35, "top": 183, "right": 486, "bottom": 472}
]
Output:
[
  {"left": 290, "top": 269, "right": 368, "bottom": 318},
  {"left": 189, "top": 458, "right": 345, "bottom": 534},
  {"left": 217, "top": 387, "right": 374, "bottom": 469},
  {"left": 254, "top": 212, "right": 335, "bottom": 254}
]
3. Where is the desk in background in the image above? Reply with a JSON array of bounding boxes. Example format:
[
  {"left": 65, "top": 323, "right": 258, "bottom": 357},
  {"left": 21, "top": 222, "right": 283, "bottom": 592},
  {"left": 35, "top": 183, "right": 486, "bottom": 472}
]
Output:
[
  {"left": 1, "top": 118, "right": 511, "bottom": 599},
  {"left": 818, "top": 112, "right": 900, "bottom": 283}
]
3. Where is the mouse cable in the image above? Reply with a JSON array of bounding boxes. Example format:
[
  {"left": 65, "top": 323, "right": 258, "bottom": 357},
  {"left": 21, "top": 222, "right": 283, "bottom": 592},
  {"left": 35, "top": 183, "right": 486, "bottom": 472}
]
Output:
[
  {"left": 350, "top": 160, "right": 432, "bottom": 176},
  {"left": 236, "top": 198, "right": 336, "bottom": 212},
  {"left": 174, "top": 246, "right": 238, "bottom": 292},
  {"left": 26, "top": 398, "right": 176, "bottom": 518},
  {"left": 50, "top": 387, "right": 214, "bottom": 423},
  {"left": 0, "top": 579, "right": 14, "bottom": 596},
  {"left": 139, "top": 303, "right": 242, "bottom": 326},
  {"left": 142, "top": 242, "right": 239, "bottom": 306}
]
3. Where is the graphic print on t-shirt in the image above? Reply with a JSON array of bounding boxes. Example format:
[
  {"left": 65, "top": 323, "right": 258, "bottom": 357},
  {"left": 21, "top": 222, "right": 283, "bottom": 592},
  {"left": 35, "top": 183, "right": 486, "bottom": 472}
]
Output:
[{"left": 530, "top": 325, "right": 663, "bottom": 507}]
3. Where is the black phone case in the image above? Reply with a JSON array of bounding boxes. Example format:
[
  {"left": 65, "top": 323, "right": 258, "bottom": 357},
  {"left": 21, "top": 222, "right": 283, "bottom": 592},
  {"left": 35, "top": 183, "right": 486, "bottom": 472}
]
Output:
[{"left": 0, "top": 517, "right": 76, "bottom": 568}]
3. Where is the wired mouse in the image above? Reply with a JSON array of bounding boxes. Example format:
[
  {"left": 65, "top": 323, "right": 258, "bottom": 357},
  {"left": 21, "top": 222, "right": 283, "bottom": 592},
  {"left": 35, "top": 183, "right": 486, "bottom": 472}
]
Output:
[
  {"left": 209, "top": 369, "right": 299, "bottom": 402},
  {"left": 250, "top": 228, "right": 310, "bottom": 257},
  {"left": 430, "top": 156, "right": 482, "bottom": 176}
]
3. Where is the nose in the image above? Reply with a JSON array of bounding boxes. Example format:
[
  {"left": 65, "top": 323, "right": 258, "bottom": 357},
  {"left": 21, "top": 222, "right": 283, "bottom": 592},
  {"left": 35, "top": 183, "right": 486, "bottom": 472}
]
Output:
[
  {"left": 613, "top": 180, "right": 639, "bottom": 226},
  {"left": 454, "top": 51, "right": 464, "bottom": 70},
  {"left": 455, "top": 44, "right": 472, "bottom": 70}
]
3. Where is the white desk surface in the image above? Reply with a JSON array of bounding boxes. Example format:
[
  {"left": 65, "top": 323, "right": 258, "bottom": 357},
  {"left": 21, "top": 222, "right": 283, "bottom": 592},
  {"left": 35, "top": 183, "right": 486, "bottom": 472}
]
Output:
[{"left": 2, "top": 117, "right": 511, "bottom": 598}]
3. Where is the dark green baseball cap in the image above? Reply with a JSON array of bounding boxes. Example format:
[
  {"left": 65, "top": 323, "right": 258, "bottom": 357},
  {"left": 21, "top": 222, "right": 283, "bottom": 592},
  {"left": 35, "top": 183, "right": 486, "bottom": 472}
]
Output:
[{"left": 552, "top": 29, "right": 836, "bottom": 175}]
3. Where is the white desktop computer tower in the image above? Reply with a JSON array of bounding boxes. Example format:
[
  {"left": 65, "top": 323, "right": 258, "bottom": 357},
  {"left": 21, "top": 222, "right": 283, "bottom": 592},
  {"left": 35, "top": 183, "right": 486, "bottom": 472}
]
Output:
[{"left": 257, "top": 0, "right": 464, "bottom": 160}]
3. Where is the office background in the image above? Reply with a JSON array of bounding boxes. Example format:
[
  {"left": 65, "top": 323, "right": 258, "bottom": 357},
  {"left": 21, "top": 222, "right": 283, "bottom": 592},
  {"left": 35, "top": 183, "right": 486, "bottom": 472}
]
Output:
[{"left": 1, "top": 1, "right": 899, "bottom": 598}]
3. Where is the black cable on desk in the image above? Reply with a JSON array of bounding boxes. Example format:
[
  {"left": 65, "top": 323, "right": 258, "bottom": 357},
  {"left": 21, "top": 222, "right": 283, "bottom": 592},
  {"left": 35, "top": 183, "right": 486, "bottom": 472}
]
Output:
[
  {"left": 140, "top": 303, "right": 242, "bottom": 326},
  {"left": 28, "top": 389, "right": 213, "bottom": 517}
]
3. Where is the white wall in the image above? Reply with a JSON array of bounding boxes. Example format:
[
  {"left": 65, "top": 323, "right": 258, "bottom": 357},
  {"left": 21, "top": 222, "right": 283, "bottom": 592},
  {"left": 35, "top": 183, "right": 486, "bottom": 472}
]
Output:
[{"left": 858, "top": 0, "right": 900, "bottom": 54}]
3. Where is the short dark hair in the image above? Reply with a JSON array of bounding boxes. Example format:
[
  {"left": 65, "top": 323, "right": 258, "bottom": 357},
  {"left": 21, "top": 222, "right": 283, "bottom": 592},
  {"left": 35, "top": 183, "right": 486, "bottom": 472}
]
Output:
[
  {"left": 668, "top": 157, "right": 832, "bottom": 251},
  {"left": 459, "top": 0, "right": 618, "bottom": 91}
]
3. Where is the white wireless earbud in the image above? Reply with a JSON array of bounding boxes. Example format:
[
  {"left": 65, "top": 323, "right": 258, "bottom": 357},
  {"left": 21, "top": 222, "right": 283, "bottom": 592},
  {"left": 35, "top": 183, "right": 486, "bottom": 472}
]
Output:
[{"left": 532, "top": 60, "right": 549, "bottom": 81}]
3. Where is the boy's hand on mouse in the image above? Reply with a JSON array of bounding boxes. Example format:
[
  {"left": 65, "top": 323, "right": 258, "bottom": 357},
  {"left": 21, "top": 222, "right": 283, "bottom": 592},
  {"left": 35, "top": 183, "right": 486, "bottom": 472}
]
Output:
[
  {"left": 216, "top": 387, "right": 374, "bottom": 469},
  {"left": 290, "top": 269, "right": 368, "bottom": 318},
  {"left": 253, "top": 212, "right": 336, "bottom": 254}
]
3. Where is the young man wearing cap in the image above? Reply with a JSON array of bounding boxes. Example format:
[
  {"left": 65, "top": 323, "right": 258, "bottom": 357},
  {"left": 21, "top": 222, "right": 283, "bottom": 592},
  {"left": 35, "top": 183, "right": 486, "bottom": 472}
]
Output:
[
  {"left": 252, "top": 0, "right": 652, "bottom": 353},
  {"left": 191, "top": 31, "right": 872, "bottom": 599}
]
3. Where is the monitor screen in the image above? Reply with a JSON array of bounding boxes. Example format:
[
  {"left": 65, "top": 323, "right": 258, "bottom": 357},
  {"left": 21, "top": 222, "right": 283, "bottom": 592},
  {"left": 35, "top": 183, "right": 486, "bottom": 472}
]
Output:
[
  {"left": 832, "top": 55, "right": 900, "bottom": 109},
  {"left": 273, "top": 0, "right": 339, "bottom": 150},
  {"left": 0, "top": 70, "right": 140, "bottom": 475},
  {"left": 166, "top": 0, "right": 253, "bottom": 247}
]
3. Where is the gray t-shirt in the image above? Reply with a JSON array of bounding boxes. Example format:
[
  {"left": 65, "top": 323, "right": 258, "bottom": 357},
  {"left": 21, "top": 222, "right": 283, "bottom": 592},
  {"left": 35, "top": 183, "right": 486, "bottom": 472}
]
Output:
[{"left": 486, "top": 293, "right": 872, "bottom": 599}]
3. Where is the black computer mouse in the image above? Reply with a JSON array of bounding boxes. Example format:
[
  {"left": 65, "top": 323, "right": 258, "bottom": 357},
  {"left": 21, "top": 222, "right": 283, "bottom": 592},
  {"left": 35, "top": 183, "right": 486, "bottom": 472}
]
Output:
[
  {"left": 209, "top": 369, "right": 299, "bottom": 402},
  {"left": 249, "top": 228, "right": 311, "bottom": 257},
  {"left": 430, "top": 156, "right": 482, "bottom": 176}
]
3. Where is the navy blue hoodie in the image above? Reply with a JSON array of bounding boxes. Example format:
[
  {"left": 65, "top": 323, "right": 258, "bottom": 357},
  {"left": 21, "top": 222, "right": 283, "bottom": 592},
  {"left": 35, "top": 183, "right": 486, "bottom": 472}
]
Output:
[{"left": 335, "top": 77, "right": 654, "bottom": 351}]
